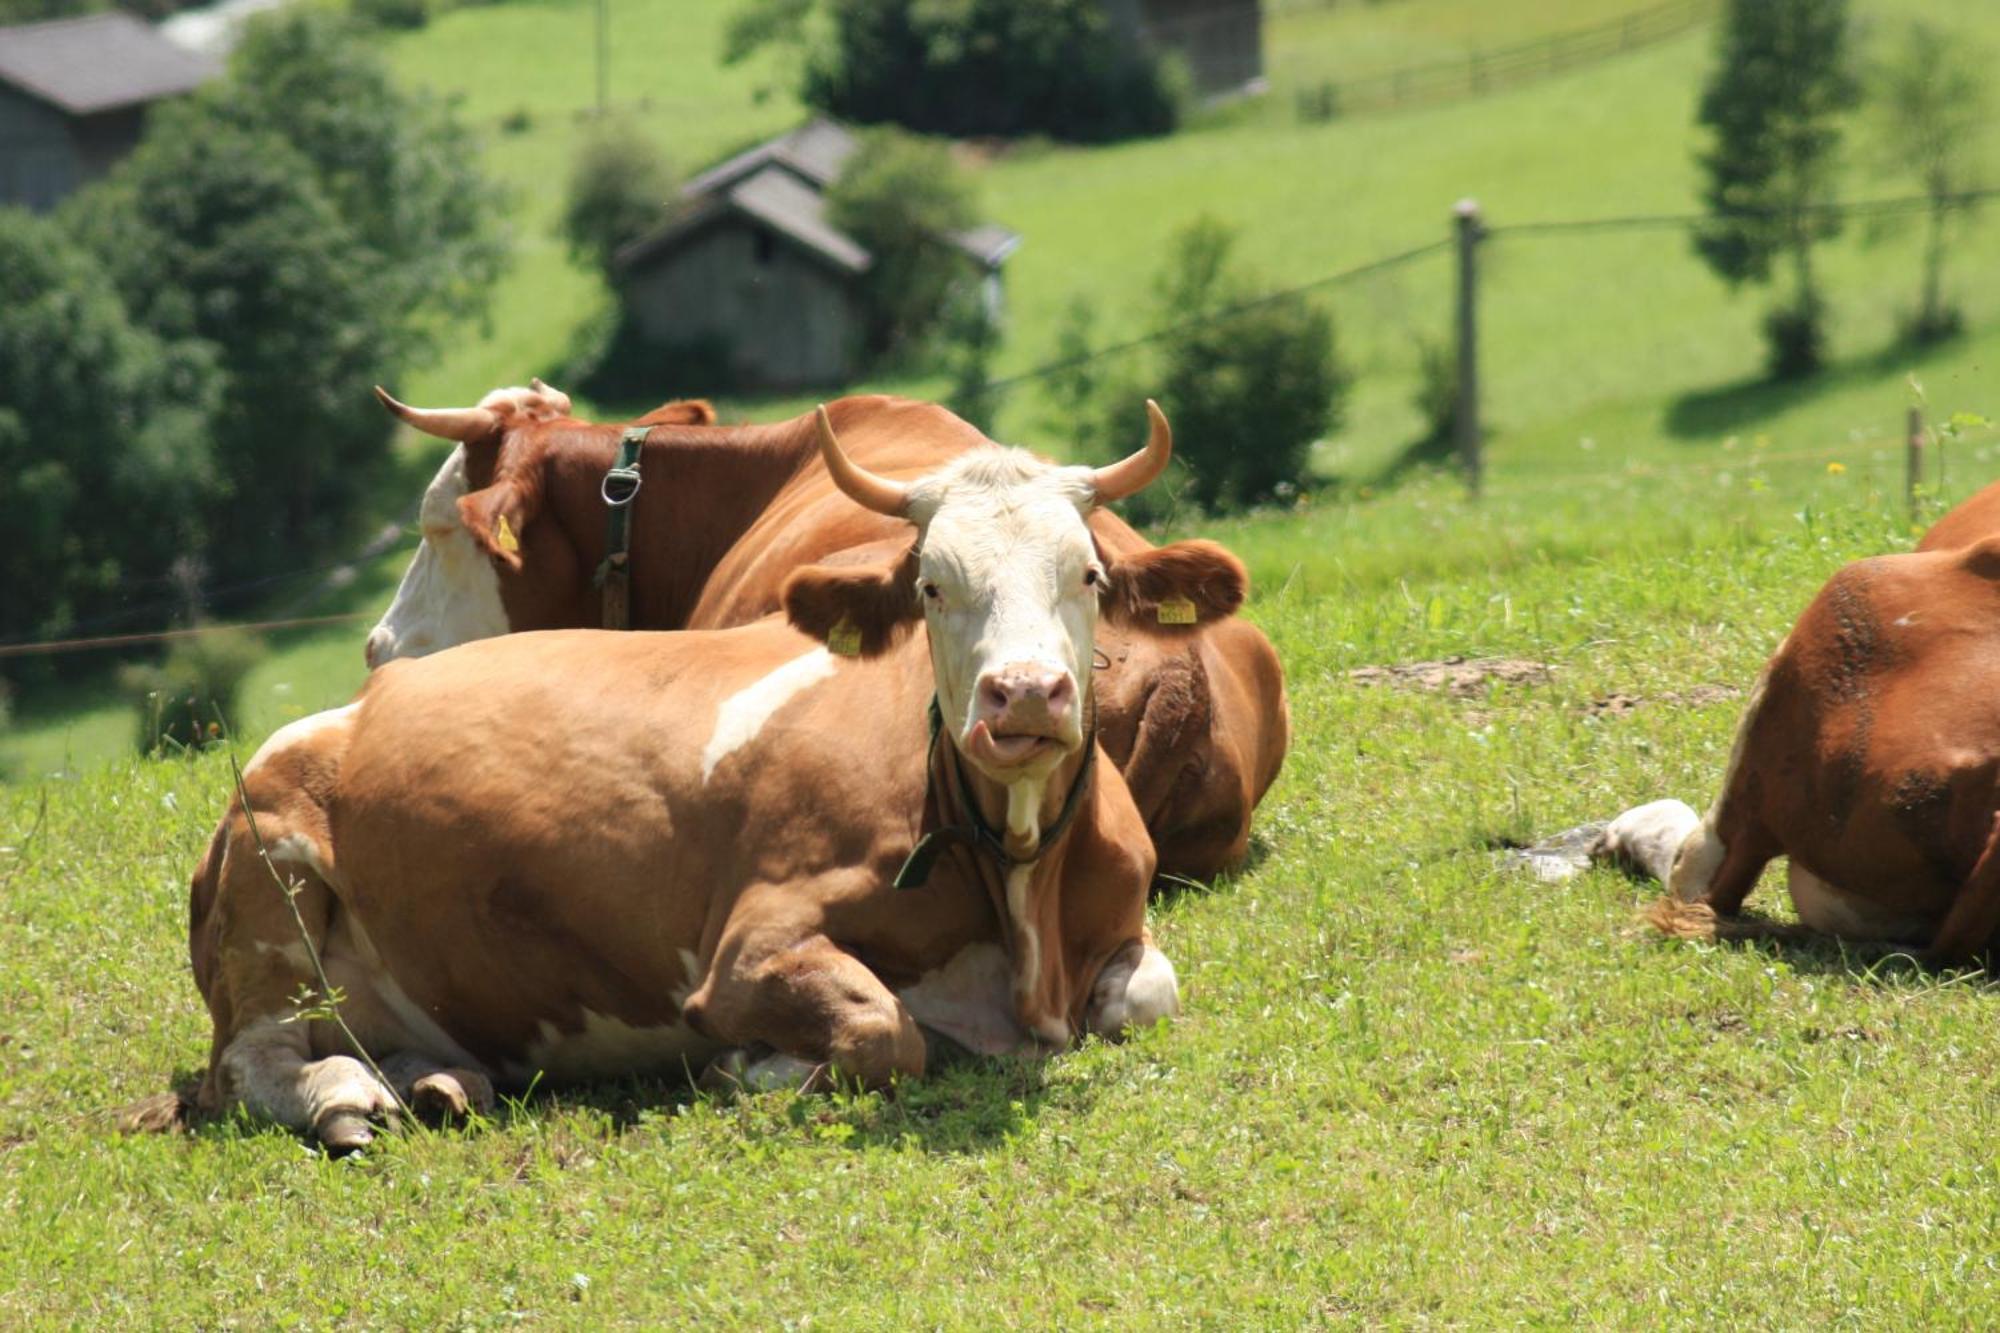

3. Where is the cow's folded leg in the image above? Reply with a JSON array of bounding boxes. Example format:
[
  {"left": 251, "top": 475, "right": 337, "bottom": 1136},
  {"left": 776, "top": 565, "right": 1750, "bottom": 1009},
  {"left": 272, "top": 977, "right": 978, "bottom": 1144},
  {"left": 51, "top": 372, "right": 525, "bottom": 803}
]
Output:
[
  {"left": 216, "top": 1018, "right": 399, "bottom": 1152},
  {"left": 684, "top": 930, "right": 925, "bottom": 1091},
  {"left": 377, "top": 1051, "right": 494, "bottom": 1125}
]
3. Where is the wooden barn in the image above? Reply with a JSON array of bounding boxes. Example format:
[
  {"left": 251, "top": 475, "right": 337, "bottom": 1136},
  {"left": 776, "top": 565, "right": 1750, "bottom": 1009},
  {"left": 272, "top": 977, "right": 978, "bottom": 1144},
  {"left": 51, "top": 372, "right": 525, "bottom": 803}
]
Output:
[
  {"left": 613, "top": 118, "right": 1019, "bottom": 392},
  {"left": 1105, "top": 0, "right": 1264, "bottom": 99},
  {"left": 0, "top": 13, "right": 218, "bottom": 212}
]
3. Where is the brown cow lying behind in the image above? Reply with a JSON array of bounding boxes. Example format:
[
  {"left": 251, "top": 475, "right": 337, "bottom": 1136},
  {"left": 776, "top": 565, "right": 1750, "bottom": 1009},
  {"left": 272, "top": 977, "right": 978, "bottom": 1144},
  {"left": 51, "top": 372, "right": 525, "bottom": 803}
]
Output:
[
  {"left": 180, "top": 404, "right": 1240, "bottom": 1150},
  {"left": 363, "top": 382, "right": 1288, "bottom": 881},
  {"left": 1579, "top": 531, "right": 2000, "bottom": 963}
]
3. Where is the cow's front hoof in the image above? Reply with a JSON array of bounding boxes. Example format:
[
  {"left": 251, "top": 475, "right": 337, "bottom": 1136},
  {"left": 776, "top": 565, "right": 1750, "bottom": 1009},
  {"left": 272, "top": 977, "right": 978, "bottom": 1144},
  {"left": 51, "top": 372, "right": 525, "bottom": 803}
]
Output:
[
  {"left": 315, "top": 1110, "right": 381, "bottom": 1155},
  {"left": 1085, "top": 939, "right": 1180, "bottom": 1038},
  {"left": 410, "top": 1069, "right": 493, "bottom": 1125}
]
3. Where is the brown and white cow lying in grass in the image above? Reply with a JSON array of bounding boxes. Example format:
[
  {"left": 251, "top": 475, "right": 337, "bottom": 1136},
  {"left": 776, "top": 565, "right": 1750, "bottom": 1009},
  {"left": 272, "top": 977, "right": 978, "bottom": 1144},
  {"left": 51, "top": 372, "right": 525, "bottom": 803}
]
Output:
[
  {"left": 362, "top": 383, "right": 1287, "bottom": 883},
  {"left": 180, "top": 404, "right": 1242, "bottom": 1150},
  {"left": 1579, "top": 490, "right": 2000, "bottom": 963}
]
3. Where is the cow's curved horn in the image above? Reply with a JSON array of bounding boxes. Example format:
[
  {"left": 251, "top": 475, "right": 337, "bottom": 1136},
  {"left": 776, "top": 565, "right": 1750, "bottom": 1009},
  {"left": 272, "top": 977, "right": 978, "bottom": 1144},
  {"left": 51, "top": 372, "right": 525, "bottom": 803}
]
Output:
[
  {"left": 1092, "top": 400, "right": 1173, "bottom": 502},
  {"left": 373, "top": 386, "right": 499, "bottom": 442},
  {"left": 529, "top": 376, "right": 572, "bottom": 415},
  {"left": 816, "top": 404, "right": 907, "bottom": 516}
]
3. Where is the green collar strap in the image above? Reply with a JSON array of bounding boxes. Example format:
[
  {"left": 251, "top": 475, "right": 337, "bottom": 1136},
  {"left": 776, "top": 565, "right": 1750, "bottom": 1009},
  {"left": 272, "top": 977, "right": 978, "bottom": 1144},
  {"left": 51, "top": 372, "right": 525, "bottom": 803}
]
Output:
[{"left": 593, "top": 426, "right": 648, "bottom": 629}]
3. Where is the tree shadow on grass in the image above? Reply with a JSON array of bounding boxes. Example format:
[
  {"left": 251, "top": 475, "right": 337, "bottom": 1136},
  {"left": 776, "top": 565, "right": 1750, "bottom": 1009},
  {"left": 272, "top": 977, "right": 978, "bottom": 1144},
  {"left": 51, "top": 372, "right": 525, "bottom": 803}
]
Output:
[{"left": 1661, "top": 339, "right": 1930, "bottom": 443}]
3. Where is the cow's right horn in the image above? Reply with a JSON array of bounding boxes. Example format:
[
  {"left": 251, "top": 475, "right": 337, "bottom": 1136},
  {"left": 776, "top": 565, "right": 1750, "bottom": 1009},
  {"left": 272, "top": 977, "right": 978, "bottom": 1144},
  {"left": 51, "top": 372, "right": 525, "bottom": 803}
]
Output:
[
  {"left": 1091, "top": 400, "right": 1173, "bottom": 503},
  {"left": 816, "top": 405, "right": 908, "bottom": 516},
  {"left": 373, "top": 386, "right": 500, "bottom": 442}
]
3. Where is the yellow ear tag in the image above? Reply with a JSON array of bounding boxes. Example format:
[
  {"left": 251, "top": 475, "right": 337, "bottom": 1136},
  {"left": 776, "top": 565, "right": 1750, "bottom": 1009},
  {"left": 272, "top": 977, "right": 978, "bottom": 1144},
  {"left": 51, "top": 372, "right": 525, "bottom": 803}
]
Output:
[
  {"left": 1157, "top": 596, "right": 1198, "bottom": 625},
  {"left": 494, "top": 513, "right": 520, "bottom": 555},
  {"left": 827, "top": 617, "right": 862, "bottom": 658}
]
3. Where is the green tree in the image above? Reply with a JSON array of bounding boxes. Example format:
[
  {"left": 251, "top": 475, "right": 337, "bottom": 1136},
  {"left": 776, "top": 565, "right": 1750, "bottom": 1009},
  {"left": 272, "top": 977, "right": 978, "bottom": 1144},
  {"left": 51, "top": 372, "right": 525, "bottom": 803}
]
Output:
[
  {"left": 0, "top": 208, "right": 219, "bottom": 643},
  {"left": 63, "top": 10, "right": 508, "bottom": 587},
  {"left": 1872, "top": 20, "right": 1990, "bottom": 344},
  {"left": 729, "top": 0, "right": 1179, "bottom": 143},
  {"left": 66, "top": 112, "right": 397, "bottom": 583},
  {"left": 208, "top": 10, "right": 510, "bottom": 348},
  {"left": 1693, "top": 0, "right": 1859, "bottom": 380},
  {"left": 561, "top": 117, "right": 679, "bottom": 275},
  {"left": 824, "top": 128, "right": 978, "bottom": 361}
]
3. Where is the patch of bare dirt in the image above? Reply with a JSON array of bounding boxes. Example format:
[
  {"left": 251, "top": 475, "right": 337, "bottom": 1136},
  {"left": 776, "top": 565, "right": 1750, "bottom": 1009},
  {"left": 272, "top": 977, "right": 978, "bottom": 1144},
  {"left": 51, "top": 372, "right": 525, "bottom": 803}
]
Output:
[
  {"left": 1586, "top": 684, "right": 1743, "bottom": 719},
  {"left": 1346, "top": 656, "right": 1555, "bottom": 699}
]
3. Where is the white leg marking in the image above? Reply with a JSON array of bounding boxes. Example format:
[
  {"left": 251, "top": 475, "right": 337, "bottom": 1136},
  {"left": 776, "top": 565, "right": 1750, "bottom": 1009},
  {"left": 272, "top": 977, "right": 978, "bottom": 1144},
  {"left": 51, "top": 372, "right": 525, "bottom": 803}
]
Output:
[
  {"left": 367, "top": 447, "right": 510, "bottom": 667},
  {"left": 242, "top": 703, "right": 356, "bottom": 778},
  {"left": 1004, "top": 864, "right": 1068, "bottom": 1046},
  {"left": 1084, "top": 940, "right": 1179, "bottom": 1037},
  {"left": 219, "top": 1017, "right": 396, "bottom": 1134},
  {"left": 330, "top": 912, "right": 485, "bottom": 1072},
  {"left": 1600, "top": 799, "right": 1702, "bottom": 884},
  {"left": 700, "top": 649, "right": 838, "bottom": 784}
]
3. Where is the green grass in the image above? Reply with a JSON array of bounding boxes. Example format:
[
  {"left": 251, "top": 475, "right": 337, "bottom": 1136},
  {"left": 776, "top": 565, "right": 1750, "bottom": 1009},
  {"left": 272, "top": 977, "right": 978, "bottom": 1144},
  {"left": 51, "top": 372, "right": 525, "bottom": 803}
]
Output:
[
  {"left": 8, "top": 10, "right": 2000, "bottom": 1313},
  {"left": 11, "top": 471, "right": 2000, "bottom": 1321}
]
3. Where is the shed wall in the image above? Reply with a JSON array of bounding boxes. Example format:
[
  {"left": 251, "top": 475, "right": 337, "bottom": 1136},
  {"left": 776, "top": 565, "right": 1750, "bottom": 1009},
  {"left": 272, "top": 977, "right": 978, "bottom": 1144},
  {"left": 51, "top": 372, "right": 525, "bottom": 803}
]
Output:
[{"left": 624, "top": 218, "right": 864, "bottom": 391}]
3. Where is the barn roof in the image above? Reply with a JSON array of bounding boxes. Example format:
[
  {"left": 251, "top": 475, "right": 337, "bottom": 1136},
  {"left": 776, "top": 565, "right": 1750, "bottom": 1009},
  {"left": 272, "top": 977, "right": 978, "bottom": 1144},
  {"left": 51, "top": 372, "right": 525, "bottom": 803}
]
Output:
[
  {"left": 0, "top": 13, "right": 218, "bottom": 116},
  {"left": 623, "top": 118, "right": 1020, "bottom": 280},
  {"left": 682, "top": 117, "right": 860, "bottom": 200}
]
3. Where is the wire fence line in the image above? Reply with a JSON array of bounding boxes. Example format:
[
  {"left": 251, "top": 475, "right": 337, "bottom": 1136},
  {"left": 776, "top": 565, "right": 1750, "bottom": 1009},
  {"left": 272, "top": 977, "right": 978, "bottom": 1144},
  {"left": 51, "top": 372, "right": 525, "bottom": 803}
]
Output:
[
  {"left": 2, "top": 187, "right": 1989, "bottom": 661},
  {"left": 1280, "top": 0, "right": 1717, "bottom": 121}
]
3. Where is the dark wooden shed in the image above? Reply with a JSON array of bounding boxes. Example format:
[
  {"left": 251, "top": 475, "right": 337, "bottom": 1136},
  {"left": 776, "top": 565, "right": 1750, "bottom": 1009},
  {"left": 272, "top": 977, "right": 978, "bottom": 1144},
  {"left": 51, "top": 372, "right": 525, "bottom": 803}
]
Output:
[
  {"left": 614, "top": 119, "right": 1019, "bottom": 392},
  {"left": 0, "top": 13, "right": 218, "bottom": 212}
]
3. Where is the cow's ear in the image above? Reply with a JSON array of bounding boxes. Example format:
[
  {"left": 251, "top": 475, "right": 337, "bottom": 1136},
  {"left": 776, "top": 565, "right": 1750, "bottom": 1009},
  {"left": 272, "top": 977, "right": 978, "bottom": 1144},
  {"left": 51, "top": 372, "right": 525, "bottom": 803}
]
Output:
[
  {"left": 635, "top": 398, "right": 718, "bottom": 427},
  {"left": 457, "top": 473, "right": 537, "bottom": 572},
  {"left": 1099, "top": 539, "right": 1247, "bottom": 629},
  {"left": 783, "top": 544, "right": 922, "bottom": 657}
]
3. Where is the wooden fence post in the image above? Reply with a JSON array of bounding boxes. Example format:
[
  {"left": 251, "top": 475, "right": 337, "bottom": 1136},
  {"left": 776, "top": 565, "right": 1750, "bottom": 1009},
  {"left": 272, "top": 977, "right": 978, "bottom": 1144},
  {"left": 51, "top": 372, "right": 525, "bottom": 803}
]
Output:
[
  {"left": 1454, "top": 198, "right": 1484, "bottom": 498},
  {"left": 1907, "top": 406, "right": 1925, "bottom": 525}
]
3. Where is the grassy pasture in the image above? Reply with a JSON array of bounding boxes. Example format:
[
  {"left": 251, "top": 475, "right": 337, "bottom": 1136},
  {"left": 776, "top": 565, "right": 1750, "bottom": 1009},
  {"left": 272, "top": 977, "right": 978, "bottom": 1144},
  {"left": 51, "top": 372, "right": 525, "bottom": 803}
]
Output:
[
  {"left": 10, "top": 469, "right": 2000, "bottom": 1322},
  {"left": 8, "top": 1, "right": 2000, "bottom": 1316}
]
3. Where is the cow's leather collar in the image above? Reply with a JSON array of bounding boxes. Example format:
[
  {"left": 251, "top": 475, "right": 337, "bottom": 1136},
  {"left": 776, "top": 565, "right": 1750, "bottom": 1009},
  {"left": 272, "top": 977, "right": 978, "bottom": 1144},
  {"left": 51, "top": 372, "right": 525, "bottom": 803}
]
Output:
[
  {"left": 593, "top": 426, "right": 648, "bottom": 629},
  {"left": 894, "top": 696, "right": 1097, "bottom": 890}
]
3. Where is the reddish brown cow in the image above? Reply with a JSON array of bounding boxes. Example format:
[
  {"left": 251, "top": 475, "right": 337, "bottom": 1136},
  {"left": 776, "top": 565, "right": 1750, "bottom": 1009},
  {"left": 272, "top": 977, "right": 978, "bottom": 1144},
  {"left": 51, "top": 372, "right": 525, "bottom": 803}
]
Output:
[
  {"left": 179, "top": 405, "right": 1234, "bottom": 1149},
  {"left": 1586, "top": 486, "right": 2000, "bottom": 961},
  {"left": 365, "top": 383, "right": 1288, "bottom": 879}
]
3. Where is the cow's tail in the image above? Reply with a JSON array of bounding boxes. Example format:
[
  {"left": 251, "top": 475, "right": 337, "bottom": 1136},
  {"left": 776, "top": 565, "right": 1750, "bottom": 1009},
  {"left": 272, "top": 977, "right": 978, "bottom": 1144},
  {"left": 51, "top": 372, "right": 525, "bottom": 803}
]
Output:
[{"left": 1638, "top": 896, "right": 1817, "bottom": 946}]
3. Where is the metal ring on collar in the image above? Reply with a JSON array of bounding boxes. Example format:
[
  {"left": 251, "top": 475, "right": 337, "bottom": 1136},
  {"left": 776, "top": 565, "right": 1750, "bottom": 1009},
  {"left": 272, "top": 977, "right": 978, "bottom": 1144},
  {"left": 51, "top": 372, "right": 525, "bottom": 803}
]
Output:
[{"left": 601, "top": 467, "right": 643, "bottom": 507}]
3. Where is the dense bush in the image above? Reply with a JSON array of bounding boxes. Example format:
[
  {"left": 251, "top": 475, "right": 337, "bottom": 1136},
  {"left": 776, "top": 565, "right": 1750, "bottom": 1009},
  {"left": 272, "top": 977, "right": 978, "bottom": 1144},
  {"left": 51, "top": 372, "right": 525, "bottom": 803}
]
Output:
[
  {"left": 1051, "top": 218, "right": 1347, "bottom": 518},
  {"left": 121, "top": 627, "right": 263, "bottom": 756},
  {"left": 729, "top": 0, "right": 1180, "bottom": 142},
  {"left": 0, "top": 208, "right": 219, "bottom": 646},
  {"left": 561, "top": 118, "right": 678, "bottom": 274},
  {"left": 824, "top": 129, "right": 979, "bottom": 359}
]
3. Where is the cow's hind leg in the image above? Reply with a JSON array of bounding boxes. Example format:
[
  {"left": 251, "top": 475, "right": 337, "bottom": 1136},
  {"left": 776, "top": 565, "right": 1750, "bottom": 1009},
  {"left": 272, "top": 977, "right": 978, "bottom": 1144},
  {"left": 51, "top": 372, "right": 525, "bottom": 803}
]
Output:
[
  {"left": 683, "top": 917, "right": 925, "bottom": 1092},
  {"left": 198, "top": 809, "right": 400, "bottom": 1152}
]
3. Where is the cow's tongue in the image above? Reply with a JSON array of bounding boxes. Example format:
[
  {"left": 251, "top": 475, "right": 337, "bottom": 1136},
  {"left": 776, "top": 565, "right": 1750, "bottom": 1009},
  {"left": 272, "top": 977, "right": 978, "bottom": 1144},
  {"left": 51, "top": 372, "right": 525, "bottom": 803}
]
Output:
[{"left": 965, "top": 721, "right": 1052, "bottom": 768}]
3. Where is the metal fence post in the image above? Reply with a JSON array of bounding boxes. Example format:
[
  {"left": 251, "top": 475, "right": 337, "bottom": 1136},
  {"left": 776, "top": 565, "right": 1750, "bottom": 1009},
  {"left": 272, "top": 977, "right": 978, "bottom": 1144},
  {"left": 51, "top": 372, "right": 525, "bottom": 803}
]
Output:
[
  {"left": 1454, "top": 198, "right": 1484, "bottom": 498},
  {"left": 1907, "top": 406, "right": 1925, "bottom": 525}
]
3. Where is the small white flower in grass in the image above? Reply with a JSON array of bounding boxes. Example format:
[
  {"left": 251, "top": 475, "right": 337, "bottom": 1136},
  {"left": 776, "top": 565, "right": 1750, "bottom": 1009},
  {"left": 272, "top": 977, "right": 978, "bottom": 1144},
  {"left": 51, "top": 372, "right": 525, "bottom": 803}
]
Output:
[
  {"left": 161, "top": 791, "right": 178, "bottom": 813},
  {"left": 569, "top": 1273, "right": 590, "bottom": 1300}
]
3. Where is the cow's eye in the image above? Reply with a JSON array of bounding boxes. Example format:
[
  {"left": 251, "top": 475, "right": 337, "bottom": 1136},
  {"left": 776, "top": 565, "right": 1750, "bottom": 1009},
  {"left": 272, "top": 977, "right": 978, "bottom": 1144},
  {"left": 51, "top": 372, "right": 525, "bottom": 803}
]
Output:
[
  {"left": 1083, "top": 567, "right": 1103, "bottom": 588},
  {"left": 921, "top": 581, "right": 941, "bottom": 601}
]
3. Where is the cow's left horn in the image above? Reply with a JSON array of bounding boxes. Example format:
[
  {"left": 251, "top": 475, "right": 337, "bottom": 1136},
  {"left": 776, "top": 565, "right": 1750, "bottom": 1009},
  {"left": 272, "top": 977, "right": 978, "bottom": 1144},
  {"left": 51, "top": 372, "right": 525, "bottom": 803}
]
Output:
[
  {"left": 373, "top": 386, "right": 500, "bottom": 442},
  {"left": 816, "top": 405, "right": 908, "bottom": 516},
  {"left": 529, "top": 376, "right": 572, "bottom": 413},
  {"left": 1092, "top": 400, "right": 1173, "bottom": 503}
]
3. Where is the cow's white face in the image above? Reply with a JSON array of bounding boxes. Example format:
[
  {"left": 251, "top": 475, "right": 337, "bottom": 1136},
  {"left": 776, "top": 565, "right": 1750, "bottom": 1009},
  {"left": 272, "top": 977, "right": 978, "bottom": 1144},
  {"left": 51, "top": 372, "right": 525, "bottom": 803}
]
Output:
[
  {"left": 906, "top": 451, "right": 1101, "bottom": 785},
  {"left": 364, "top": 447, "right": 508, "bottom": 668}
]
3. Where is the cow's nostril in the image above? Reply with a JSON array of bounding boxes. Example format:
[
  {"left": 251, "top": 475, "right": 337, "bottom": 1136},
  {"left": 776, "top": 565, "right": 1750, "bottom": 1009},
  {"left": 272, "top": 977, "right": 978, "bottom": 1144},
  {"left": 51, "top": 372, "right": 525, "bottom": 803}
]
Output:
[
  {"left": 1047, "top": 674, "right": 1074, "bottom": 706},
  {"left": 982, "top": 681, "right": 1012, "bottom": 714}
]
